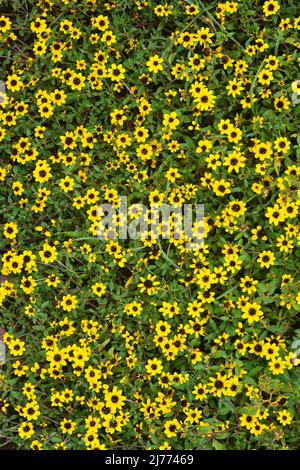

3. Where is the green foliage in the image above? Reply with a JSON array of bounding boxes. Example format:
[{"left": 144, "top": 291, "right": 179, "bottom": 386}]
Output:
[{"left": 0, "top": 0, "right": 299, "bottom": 451}]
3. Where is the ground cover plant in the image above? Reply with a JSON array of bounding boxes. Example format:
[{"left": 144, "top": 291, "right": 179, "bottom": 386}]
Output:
[{"left": 0, "top": 0, "right": 300, "bottom": 450}]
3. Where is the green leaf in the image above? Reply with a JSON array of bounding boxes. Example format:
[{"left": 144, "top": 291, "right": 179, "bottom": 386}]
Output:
[{"left": 212, "top": 439, "right": 226, "bottom": 450}]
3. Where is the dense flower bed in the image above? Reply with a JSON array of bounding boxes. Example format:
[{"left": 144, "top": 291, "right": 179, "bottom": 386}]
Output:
[{"left": 0, "top": 0, "right": 299, "bottom": 450}]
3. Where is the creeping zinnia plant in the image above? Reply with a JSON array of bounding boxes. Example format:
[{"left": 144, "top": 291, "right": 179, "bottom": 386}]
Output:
[{"left": 0, "top": 0, "right": 300, "bottom": 451}]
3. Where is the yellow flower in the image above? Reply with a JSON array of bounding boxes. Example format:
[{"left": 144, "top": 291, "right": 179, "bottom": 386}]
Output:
[
  {"left": 20, "top": 276, "right": 37, "bottom": 294},
  {"left": 108, "top": 63, "right": 126, "bottom": 82},
  {"left": 269, "top": 357, "right": 287, "bottom": 375},
  {"left": 166, "top": 167, "right": 180, "bottom": 182},
  {"left": 22, "top": 401, "right": 40, "bottom": 421},
  {"left": 277, "top": 410, "right": 292, "bottom": 426},
  {"left": 241, "top": 302, "right": 264, "bottom": 324},
  {"left": 138, "top": 274, "right": 160, "bottom": 295},
  {"left": 6, "top": 74, "right": 23, "bottom": 92},
  {"left": 59, "top": 176, "right": 75, "bottom": 192},
  {"left": 212, "top": 179, "right": 231, "bottom": 196},
  {"left": 240, "top": 276, "right": 258, "bottom": 294},
  {"left": 146, "top": 55, "right": 164, "bottom": 73},
  {"left": 92, "top": 282, "right": 106, "bottom": 297},
  {"left": 33, "top": 160, "right": 52, "bottom": 183},
  {"left": 164, "top": 418, "right": 181, "bottom": 438},
  {"left": 3, "top": 222, "right": 18, "bottom": 240},
  {"left": 18, "top": 422, "right": 35, "bottom": 440},
  {"left": 0, "top": 15, "right": 11, "bottom": 33},
  {"left": 226, "top": 78, "right": 244, "bottom": 97},
  {"left": 8, "top": 338, "right": 26, "bottom": 357},
  {"left": 124, "top": 301, "right": 143, "bottom": 317},
  {"left": 263, "top": 0, "right": 280, "bottom": 17},
  {"left": 60, "top": 418, "right": 76, "bottom": 435},
  {"left": 39, "top": 243, "right": 58, "bottom": 264},
  {"left": 60, "top": 294, "right": 78, "bottom": 312},
  {"left": 258, "top": 69, "right": 274, "bottom": 86},
  {"left": 257, "top": 250, "right": 275, "bottom": 268},
  {"left": 145, "top": 358, "right": 163, "bottom": 376},
  {"left": 274, "top": 96, "right": 290, "bottom": 111},
  {"left": 163, "top": 111, "right": 180, "bottom": 130},
  {"left": 30, "top": 440, "right": 42, "bottom": 450}
]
